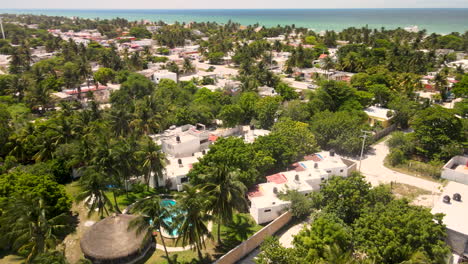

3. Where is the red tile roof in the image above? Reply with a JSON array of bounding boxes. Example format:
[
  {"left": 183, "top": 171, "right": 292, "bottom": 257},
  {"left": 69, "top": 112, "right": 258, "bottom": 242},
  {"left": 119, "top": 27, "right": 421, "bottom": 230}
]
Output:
[
  {"left": 65, "top": 86, "right": 109, "bottom": 95},
  {"left": 319, "top": 54, "right": 328, "bottom": 59},
  {"left": 208, "top": 134, "right": 218, "bottom": 142},
  {"left": 266, "top": 173, "right": 287, "bottom": 184},
  {"left": 304, "top": 154, "right": 322, "bottom": 162}
]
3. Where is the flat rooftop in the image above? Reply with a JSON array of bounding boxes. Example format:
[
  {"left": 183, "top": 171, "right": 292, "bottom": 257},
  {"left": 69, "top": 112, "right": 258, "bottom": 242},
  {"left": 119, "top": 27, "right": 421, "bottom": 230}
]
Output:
[
  {"left": 165, "top": 153, "right": 203, "bottom": 178},
  {"left": 364, "top": 106, "right": 392, "bottom": 120},
  {"left": 431, "top": 181, "right": 468, "bottom": 235}
]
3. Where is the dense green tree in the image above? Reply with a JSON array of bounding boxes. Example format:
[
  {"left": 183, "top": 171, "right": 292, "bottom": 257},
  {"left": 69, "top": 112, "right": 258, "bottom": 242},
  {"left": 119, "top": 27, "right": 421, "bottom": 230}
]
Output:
[
  {"left": 256, "top": 236, "right": 300, "bottom": 264},
  {"left": 254, "top": 95, "right": 282, "bottom": 129},
  {"left": 317, "top": 173, "right": 392, "bottom": 224},
  {"left": 293, "top": 212, "right": 352, "bottom": 261},
  {"left": 353, "top": 199, "right": 450, "bottom": 264},
  {"left": 412, "top": 106, "right": 463, "bottom": 160},
  {"left": 0, "top": 171, "right": 71, "bottom": 217},
  {"left": 189, "top": 137, "right": 263, "bottom": 186},
  {"left": 279, "top": 189, "right": 315, "bottom": 218},
  {"left": 271, "top": 119, "right": 319, "bottom": 160},
  {"left": 218, "top": 104, "right": 244, "bottom": 127},
  {"left": 0, "top": 104, "right": 12, "bottom": 155},
  {"left": 452, "top": 74, "right": 468, "bottom": 98},
  {"left": 93, "top": 67, "right": 116, "bottom": 86},
  {"left": 310, "top": 110, "right": 369, "bottom": 156},
  {"left": 129, "top": 27, "right": 152, "bottom": 38},
  {"left": 275, "top": 82, "right": 299, "bottom": 101},
  {"left": 237, "top": 92, "right": 259, "bottom": 123},
  {"left": 280, "top": 100, "right": 311, "bottom": 122}
]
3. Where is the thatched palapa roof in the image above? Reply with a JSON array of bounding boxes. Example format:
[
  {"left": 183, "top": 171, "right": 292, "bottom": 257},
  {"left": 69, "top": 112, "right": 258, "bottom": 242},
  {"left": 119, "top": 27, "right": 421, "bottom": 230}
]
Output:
[{"left": 80, "top": 214, "right": 150, "bottom": 261}]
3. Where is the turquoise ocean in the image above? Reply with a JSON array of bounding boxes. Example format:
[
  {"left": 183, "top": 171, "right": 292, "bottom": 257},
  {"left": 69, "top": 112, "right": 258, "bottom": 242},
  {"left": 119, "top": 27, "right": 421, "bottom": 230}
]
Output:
[{"left": 1, "top": 9, "right": 468, "bottom": 34}]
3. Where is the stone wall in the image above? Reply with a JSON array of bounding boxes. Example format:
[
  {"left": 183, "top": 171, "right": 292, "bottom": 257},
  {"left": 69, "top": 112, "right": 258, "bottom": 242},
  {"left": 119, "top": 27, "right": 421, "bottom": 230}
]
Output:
[{"left": 215, "top": 211, "right": 292, "bottom": 264}]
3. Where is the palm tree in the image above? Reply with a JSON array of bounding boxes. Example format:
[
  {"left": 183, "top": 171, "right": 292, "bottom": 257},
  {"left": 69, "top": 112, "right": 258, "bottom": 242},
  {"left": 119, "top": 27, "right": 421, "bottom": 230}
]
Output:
[
  {"left": 77, "top": 58, "right": 92, "bottom": 88},
  {"left": 140, "top": 136, "right": 165, "bottom": 189},
  {"left": 0, "top": 196, "right": 69, "bottom": 263},
  {"left": 176, "top": 185, "right": 212, "bottom": 261},
  {"left": 75, "top": 168, "right": 111, "bottom": 218},
  {"left": 202, "top": 166, "right": 247, "bottom": 244},
  {"left": 312, "top": 244, "right": 360, "bottom": 264},
  {"left": 434, "top": 72, "right": 448, "bottom": 98},
  {"left": 322, "top": 56, "right": 335, "bottom": 80},
  {"left": 182, "top": 58, "right": 195, "bottom": 75},
  {"left": 129, "top": 196, "right": 173, "bottom": 263}
]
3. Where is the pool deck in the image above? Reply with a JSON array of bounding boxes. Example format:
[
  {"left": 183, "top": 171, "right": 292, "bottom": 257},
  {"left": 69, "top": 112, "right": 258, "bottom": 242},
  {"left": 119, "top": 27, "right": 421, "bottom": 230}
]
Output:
[{"left": 155, "top": 222, "right": 213, "bottom": 252}]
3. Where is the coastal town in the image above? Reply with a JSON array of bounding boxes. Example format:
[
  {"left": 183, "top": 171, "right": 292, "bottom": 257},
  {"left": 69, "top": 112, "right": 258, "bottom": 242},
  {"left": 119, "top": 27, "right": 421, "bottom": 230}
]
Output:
[{"left": 0, "top": 11, "right": 467, "bottom": 264}]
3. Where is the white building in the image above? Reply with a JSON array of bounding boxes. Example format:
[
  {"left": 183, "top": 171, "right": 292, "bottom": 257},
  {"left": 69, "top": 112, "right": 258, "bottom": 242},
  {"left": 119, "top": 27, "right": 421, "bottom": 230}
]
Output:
[
  {"left": 431, "top": 181, "right": 468, "bottom": 259},
  {"left": 248, "top": 152, "right": 356, "bottom": 224},
  {"left": 154, "top": 124, "right": 211, "bottom": 158},
  {"left": 151, "top": 152, "right": 205, "bottom": 191},
  {"left": 243, "top": 126, "right": 270, "bottom": 144},
  {"left": 442, "top": 156, "right": 468, "bottom": 185},
  {"left": 364, "top": 106, "right": 394, "bottom": 128},
  {"left": 258, "top": 86, "right": 277, "bottom": 97},
  {"left": 153, "top": 70, "right": 178, "bottom": 84},
  {"left": 152, "top": 124, "right": 269, "bottom": 191}
]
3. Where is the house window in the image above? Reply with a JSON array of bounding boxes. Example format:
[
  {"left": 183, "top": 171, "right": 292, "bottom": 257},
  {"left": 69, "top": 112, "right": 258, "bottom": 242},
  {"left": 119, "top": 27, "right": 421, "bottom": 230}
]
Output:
[
  {"left": 200, "top": 139, "right": 209, "bottom": 144},
  {"left": 180, "top": 177, "right": 188, "bottom": 183},
  {"left": 326, "top": 170, "right": 332, "bottom": 173},
  {"left": 340, "top": 169, "right": 344, "bottom": 173},
  {"left": 264, "top": 209, "right": 272, "bottom": 213}
]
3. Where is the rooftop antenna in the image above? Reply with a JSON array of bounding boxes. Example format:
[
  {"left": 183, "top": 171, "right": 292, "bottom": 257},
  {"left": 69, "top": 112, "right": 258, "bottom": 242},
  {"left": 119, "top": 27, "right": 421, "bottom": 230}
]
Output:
[{"left": 0, "top": 17, "right": 5, "bottom": 40}]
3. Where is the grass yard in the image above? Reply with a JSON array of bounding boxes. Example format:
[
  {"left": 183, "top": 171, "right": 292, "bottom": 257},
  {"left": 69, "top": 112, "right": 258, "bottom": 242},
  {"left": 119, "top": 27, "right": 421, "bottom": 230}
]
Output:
[
  {"left": 389, "top": 182, "right": 432, "bottom": 201},
  {"left": 62, "top": 182, "right": 263, "bottom": 264}
]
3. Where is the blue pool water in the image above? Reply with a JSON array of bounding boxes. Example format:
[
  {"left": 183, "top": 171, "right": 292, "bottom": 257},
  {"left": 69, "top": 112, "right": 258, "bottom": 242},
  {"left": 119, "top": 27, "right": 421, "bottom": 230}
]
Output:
[{"left": 160, "top": 199, "right": 180, "bottom": 237}]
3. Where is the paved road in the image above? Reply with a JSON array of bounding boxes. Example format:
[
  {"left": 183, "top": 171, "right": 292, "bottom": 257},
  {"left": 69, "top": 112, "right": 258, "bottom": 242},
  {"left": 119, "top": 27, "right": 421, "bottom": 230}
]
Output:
[{"left": 354, "top": 141, "right": 442, "bottom": 194}]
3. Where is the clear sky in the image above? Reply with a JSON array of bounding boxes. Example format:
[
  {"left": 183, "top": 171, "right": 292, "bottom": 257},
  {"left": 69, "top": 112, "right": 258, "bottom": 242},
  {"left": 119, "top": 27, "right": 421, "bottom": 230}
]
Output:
[{"left": 2, "top": 0, "right": 468, "bottom": 9}]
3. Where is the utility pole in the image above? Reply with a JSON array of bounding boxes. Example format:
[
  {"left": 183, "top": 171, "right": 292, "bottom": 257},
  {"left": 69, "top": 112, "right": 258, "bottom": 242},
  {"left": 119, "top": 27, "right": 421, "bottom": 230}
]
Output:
[
  {"left": 0, "top": 17, "right": 5, "bottom": 40},
  {"left": 358, "top": 130, "right": 372, "bottom": 172}
]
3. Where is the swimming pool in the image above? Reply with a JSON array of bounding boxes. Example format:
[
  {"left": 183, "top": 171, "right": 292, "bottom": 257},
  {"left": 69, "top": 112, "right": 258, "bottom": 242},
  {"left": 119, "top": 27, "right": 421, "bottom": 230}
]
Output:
[{"left": 160, "top": 199, "right": 181, "bottom": 237}]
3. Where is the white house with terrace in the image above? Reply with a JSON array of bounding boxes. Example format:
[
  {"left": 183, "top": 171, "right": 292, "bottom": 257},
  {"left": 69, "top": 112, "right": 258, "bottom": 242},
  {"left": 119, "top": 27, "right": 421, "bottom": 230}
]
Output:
[
  {"left": 248, "top": 151, "right": 356, "bottom": 224},
  {"left": 151, "top": 124, "right": 271, "bottom": 191}
]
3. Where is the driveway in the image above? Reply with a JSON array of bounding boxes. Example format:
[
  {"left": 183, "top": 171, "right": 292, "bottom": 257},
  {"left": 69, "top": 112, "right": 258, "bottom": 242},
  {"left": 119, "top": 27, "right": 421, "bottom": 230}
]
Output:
[{"left": 354, "top": 141, "right": 442, "bottom": 194}]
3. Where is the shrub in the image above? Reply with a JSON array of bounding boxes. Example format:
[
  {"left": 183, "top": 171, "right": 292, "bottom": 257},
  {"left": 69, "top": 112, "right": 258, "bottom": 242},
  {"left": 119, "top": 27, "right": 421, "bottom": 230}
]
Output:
[{"left": 387, "top": 148, "right": 406, "bottom": 166}]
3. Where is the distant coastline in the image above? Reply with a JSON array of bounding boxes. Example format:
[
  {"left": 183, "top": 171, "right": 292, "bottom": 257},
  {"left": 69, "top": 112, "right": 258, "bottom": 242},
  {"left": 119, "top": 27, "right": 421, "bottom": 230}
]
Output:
[{"left": 1, "top": 8, "right": 468, "bottom": 33}]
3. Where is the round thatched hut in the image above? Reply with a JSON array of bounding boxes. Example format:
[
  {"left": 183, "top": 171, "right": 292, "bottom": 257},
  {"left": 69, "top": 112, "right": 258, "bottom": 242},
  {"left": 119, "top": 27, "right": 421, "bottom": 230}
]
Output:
[{"left": 80, "top": 214, "right": 153, "bottom": 264}]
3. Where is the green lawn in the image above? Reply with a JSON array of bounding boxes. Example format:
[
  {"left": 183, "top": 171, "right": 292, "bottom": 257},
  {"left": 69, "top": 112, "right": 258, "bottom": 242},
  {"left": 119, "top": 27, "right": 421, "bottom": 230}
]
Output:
[
  {"left": 145, "top": 213, "right": 263, "bottom": 264},
  {"left": 63, "top": 182, "right": 263, "bottom": 264}
]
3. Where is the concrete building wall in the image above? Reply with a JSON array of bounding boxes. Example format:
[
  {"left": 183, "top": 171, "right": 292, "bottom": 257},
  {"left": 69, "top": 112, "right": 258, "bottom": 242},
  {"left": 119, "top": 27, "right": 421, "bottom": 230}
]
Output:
[
  {"left": 250, "top": 203, "right": 288, "bottom": 225},
  {"left": 446, "top": 228, "right": 468, "bottom": 256},
  {"left": 442, "top": 156, "right": 468, "bottom": 185},
  {"left": 153, "top": 72, "right": 177, "bottom": 84},
  {"left": 215, "top": 212, "right": 293, "bottom": 264},
  {"left": 162, "top": 138, "right": 200, "bottom": 158}
]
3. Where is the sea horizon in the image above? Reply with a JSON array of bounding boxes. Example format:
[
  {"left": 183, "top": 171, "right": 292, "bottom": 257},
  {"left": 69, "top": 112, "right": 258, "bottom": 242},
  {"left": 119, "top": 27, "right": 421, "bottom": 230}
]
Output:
[{"left": 2, "top": 8, "right": 468, "bottom": 34}]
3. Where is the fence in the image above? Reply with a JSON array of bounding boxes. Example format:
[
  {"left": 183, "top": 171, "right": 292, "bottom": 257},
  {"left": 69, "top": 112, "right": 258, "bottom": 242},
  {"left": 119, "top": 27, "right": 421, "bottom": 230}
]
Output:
[
  {"left": 373, "top": 124, "right": 397, "bottom": 141},
  {"left": 215, "top": 211, "right": 293, "bottom": 264}
]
